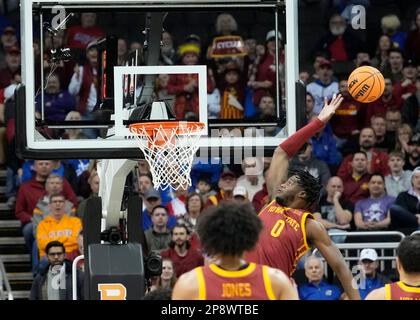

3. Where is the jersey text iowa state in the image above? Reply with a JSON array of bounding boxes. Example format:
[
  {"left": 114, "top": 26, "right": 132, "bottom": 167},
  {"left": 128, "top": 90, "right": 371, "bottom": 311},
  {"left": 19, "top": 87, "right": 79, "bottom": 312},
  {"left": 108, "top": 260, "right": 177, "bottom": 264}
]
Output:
[{"left": 266, "top": 205, "right": 300, "bottom": 231}]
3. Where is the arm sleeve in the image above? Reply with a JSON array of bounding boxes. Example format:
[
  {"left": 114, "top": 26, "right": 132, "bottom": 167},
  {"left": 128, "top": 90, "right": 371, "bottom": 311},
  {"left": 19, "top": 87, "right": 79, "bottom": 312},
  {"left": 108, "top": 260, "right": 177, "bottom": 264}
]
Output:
[{"left": 279, "top": 118, "right": 325, "bottom": 158}]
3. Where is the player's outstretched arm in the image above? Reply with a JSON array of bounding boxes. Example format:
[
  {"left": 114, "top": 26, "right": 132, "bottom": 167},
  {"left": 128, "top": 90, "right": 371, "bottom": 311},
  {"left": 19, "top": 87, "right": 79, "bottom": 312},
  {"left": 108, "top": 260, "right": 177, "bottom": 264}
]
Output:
[
  {"left": 365, "top": 287, "right": 386, "bottom": 300},
  {"left": 306, "top": 218, "right": 361, "bottom": 300},
  {"left": 267, "top": 267, "right": 299, "bottom": 300},
  {"left": 267, "top": 94, "right": 343, "bottom": 198},
  {"left": 172, "top": 269, "right": 200, "bottom": 300}
]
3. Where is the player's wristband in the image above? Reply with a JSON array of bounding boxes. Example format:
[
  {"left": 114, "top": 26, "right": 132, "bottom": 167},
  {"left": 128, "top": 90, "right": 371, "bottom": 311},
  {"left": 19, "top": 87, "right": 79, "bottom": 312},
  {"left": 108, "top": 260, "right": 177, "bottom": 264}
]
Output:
[{"left": 279, "top": 118, "right": 325, "bottom": 158}]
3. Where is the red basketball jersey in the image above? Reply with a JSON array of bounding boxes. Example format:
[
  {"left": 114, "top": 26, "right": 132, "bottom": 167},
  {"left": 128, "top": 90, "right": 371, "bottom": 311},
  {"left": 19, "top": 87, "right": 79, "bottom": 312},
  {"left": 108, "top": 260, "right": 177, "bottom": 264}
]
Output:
[
  {"left": 195, "top": 263, "right": 276, "bottom": 300},
  {"left": 244, "top": 199, "right": 313, "bottom": 277},
  {"left": 385, "top": 282, "right": 420, "bottom": 300}
]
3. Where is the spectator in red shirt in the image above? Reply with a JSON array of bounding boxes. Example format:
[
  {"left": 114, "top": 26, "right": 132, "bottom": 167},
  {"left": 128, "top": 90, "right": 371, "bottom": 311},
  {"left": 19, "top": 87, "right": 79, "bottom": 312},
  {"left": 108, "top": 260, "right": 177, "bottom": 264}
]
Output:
[
  {"left": 338, "top": 127, "right": 390, "bottom": 178},
  {"left": 16, "top": 160, "right": 78, "bottom": 270},
  {"left": 68, "top": 43, "right": 98, "bottom": 118},
  {"left": 167, "top": 43, "right": 206, "bottom": 120},
  {"left": 341, "top": 151, "right": 371, "bottom": 205},
  {"left": 315, "top": 14, "right": 362, "bottom": 62},
  {"left": 65, "top": 13, "right": 105, "bottom": 50},
  {"left": 330, "top": 78, "right": 365, "bottom": 142},
  {"left": 0, "top": 45, "right": 20, "bottom": 89},
  {"left": 365, "top": 77, "right": 402, "bottom": 125},
  {"left": 0, "top": 26, "right": 17, "bottom": 69},
  {"left": 161, "top": 224, "right": 204, "bottom": 278},
  {"left": 16, "top": 160, "right": 78, "bottom": 227},
  {"left": 392, "top": 59, "right": 418, "bottom": 103},
  {"left": 249, "top": 30, "right": 284, "bottom": 106}
]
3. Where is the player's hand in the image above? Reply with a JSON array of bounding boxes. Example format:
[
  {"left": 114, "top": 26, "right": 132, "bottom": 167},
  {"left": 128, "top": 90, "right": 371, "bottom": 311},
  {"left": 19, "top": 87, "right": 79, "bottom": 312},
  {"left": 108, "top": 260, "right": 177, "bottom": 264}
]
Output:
[
  {"left": 401, "top": 92, "right": 413, "bottom": 100},
  {"left": 401, "top": 79, "right": 412, "bottom": 87},
  {"left": 359, "top": 221, "right": 370, "bottom": 230},
  {"left": 317, "top": 93, "right": 343, "bottom": 124},
  {"left": 366, "top": 221, "right": 377, "bottom": 230},
  {"left": 74, "top": 64, "right": 80, "bottom": 80},
  {"left": 333, "top": 191, "right": 342, "bottom": 202}
]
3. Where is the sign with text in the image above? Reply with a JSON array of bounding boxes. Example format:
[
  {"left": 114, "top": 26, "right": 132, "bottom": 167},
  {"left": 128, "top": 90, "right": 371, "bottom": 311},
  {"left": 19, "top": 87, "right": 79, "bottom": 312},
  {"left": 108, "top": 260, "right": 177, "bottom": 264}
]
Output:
[{"left": 209, "top": 36, "right": 247, "bottom": 59}]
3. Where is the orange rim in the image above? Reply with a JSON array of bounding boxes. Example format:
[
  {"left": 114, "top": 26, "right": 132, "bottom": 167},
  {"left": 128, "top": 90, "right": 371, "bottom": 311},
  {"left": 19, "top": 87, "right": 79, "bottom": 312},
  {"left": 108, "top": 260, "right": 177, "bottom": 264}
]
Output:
[{"left": 129, "top": 121, "right": 205, "bottom": 137}]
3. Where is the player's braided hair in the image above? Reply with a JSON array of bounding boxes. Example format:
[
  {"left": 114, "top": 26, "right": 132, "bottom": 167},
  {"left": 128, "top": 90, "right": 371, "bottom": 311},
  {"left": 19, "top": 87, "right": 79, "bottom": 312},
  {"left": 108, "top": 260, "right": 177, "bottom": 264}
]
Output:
[
  {"left": 288, "top": 168, "right": 322, "bottom": 207},
  {"left": 196, "top": 203, "right": 262, "bottom": 256}
]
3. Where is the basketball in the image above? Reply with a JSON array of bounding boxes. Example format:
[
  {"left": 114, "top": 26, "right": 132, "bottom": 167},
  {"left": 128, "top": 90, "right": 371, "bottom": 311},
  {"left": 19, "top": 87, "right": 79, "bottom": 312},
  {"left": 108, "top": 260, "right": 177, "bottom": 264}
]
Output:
[{"left": 347, "top": 66, "right": 385, "bottom": 103}]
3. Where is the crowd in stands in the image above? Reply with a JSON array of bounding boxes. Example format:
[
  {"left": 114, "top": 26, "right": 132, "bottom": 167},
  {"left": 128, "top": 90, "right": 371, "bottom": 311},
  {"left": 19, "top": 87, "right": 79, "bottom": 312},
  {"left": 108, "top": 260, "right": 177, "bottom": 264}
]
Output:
[{"left": 0, "top": 1, "right": 419, "bottom": 300}]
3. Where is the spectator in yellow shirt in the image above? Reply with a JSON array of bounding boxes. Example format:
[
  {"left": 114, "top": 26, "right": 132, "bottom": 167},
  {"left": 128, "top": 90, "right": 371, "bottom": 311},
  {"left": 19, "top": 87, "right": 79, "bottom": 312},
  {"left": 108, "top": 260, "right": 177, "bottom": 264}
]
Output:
[{"left": 37, "top": 194, "right": 82, "bottom": 258}]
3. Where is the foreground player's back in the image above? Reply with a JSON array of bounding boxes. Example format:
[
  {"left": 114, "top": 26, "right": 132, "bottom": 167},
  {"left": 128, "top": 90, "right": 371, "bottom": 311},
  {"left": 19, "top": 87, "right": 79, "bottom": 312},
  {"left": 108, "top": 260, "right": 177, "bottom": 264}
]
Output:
[
  {"left": 198, "top": 263, "right": 279, "bottom": 300},
  {"left": 172, "top": 262, "right": 298, "bottom": 300},
  {"left": 245, "top": 199, "right": 313, "bottom": 277}
]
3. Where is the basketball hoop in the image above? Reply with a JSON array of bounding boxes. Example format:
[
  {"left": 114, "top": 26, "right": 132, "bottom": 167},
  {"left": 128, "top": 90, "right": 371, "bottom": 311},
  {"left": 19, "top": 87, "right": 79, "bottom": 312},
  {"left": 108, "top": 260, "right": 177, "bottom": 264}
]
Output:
[{"left": 129, "top": 121, "right": 205, "bottom": 190}]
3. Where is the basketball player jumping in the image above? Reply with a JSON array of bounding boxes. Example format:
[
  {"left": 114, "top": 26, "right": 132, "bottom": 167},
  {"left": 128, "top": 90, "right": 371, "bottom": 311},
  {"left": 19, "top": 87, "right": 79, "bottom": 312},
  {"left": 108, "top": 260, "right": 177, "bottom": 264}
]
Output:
[
  {"left": 366, "top": 234, "right": 420, "bottom": 300},
  {"left": 245, "top": 93, "right": 361, "bottom": 300},
  {"left": 172, "top": 203, "right": 299, "bottom": 300}
]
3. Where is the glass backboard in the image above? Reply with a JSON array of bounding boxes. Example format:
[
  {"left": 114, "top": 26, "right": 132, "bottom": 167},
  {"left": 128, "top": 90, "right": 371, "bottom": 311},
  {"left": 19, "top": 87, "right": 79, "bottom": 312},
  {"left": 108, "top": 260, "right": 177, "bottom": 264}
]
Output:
[{"left": 17, "top": 0, "right": 301, "bottom": 160}]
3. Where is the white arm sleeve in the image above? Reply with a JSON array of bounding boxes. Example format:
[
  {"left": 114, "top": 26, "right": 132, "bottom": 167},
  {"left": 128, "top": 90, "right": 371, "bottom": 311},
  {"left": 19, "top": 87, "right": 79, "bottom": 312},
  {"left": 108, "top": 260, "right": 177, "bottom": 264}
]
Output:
[{"left": 68, "top": 66, "right": 84, "bottom": 96}]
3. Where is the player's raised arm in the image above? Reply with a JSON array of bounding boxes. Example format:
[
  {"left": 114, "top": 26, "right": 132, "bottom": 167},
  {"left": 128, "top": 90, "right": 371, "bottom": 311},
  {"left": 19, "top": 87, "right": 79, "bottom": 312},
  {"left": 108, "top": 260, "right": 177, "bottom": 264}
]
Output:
[
  {"left": 267, "top": 94, "right": 343, "bottom": 198},
  {"left": 306, "top": 218, "right": 361, "bottom": 300}
]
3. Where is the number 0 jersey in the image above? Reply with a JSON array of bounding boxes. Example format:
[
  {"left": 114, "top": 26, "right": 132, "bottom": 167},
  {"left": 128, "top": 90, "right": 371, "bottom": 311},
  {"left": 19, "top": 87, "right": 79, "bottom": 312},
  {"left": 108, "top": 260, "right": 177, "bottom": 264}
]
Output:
[
  {"left": 244, "top": 199, "right": 313, "bottom": 277},
  {"left": 195, "top": 263, "right": 276, "bottom": 300},
  {"left": 385, "top": 282, "right": 420, "bottom": 300}
]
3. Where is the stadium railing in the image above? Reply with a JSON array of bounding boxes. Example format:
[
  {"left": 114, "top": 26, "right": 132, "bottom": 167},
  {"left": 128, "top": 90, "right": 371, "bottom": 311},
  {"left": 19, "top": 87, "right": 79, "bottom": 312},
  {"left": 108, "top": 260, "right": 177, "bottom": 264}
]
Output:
[
  {"left": 72, "top": 255, "right": 84, "bottom": 301},
  {"left": 0, "top": 256, "right": 13, "bottom": 300},
  {"left": 326, "top": 231, "right": 405, "bottom": 273}
]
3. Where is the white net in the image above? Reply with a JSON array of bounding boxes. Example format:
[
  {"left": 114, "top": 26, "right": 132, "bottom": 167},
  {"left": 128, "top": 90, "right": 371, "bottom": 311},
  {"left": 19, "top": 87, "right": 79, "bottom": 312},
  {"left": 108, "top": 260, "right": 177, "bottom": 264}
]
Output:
[{"left": 130, "top": 122, "right": 204, "bottom": 190}]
